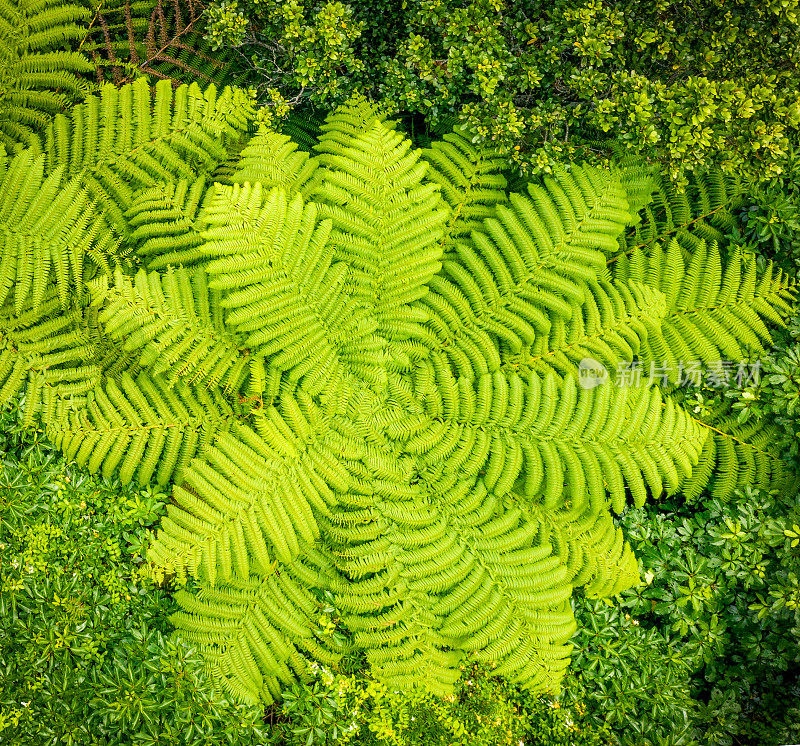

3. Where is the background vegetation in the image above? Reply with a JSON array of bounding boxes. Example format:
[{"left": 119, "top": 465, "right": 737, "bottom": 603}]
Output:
[{"left": 205, "top": 0, "right": 800, "bottom": 184}]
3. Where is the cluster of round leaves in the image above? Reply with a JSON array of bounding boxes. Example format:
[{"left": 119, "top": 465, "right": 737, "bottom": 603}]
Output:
[
  {"left": 615, "top": 484, "right": 800, "bottom": 746},
  {"left": 204, "top": 0, "right": 800, "bottom": 184}
]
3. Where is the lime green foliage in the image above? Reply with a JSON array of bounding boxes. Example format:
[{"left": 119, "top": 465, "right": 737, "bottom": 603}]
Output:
[
  {"left": 204, "top": 0, "right": 800, "bottom": 183},
  {"left": 0, "top": 0, "right": 94, "bottom": 153},
  {"left": 0, "top": 402, "right": 267, "bottom": 745},
  {"left": 269, "top": 660, "right": 604, "bottom": 745},
  {"left": 261, "top": 609, "right": 696, "bottom": 745},
  {"left": 0, "top": 81, "right": 795, "bottom": 707}
]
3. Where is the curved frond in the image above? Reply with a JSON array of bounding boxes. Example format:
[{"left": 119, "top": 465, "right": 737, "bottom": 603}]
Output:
[
  {"left": 97, "top": 265, "right": 250, "bottom": 392},
  {"left": 39, "top": 77, "right": 254, "bottom": 240},
  {"left": 674, "top": 393, "right": 798, "bottom": 502},
  {"left": 228, "top": 126, "right": 319, "bottom": 198},
  {"left": 615, "top": 168, "right": 746, "bottom": 259},
  {"left": 421, "top": 124, "right": 508, "bottom": 249},
  {"left": 0, "top": 150, "right": 110, "bottom": 313},
  {"left": 170, "top": 547, "right": 342, "bottom": 705},
  {"left": 0, "top": 292, "right": 101, "bottom": 424},
  {"left": 408, "top": 164, "right": 634, "bottom": 378},
  {"left": 311, "top": 103, "right": 449, "bottom": 331},
  {"left": 200, "top": 182, "right": 385, "bottom": 394},
  {"left": 614, "top": 240, "right": 795, "bottom": 378},
  {"left": 125, "top": 176, "right": 211, "bottom": 270},
  {"left": 0, "top": 0, "right": 94, "bottom": 152},
  {"left": 47, "top": 370, "right": 238, "bottom": 486}
]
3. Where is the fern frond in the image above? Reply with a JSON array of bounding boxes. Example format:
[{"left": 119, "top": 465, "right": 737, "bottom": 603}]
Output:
[
  {"left": 125, "top": 176, "right": 211, "bottom": 270},
  {"left": 0, "top": 293, "right": 101, "bottom": 422},
  {"left": 281, "top": 111, "right": 324, "bottom": 152},
  {"left": 170, "top": 548, "right": 343, "bottom": 705},
  {"left": 47, "top": 370, "right": 238, "bottom": 485},
  {"left": 200, "top": 182, "right": 385, "bottom": 393},
  {"left": 504, "top": 278, "right": 668, "bottom": 382},
  {"left": 411, "top": 164, "right": 633, "bottom": 377},
  {"left": 150, "top": 421, "right": 337, "bottom": 582},
  {"left": 615, "top": 167, "right": 746, "bottom": 259},
  {"left": 550, "top": 510, "right": 639, "bottom": 596},
  {"left": 404, "top": 366, "right": 705, "bottom": 514},
  {"left": 672, "top": 393, "right": 797, "bottom": 502},
  {"left": 0, "top": 150, "right": 109, "bottom": 313},
  {"left": 97, "top": 266, "right": 250, "bottom": 392},
  {"left": 227, "top": 126, "right": 319, "bottom": 198},
  {"left": 39, "top": 77, "right": 254, "bottom": 240},
  {"left": 421, "top": 124, "right": 508, "bottom": 249},
  {"left": 0, "top": 0, "right": 94, "bottom": 152},
  {"left": 614, "top": 241, "right": 795, "bottom": 378},
  {"left": 311, "top": 101, "right": 449, "bottom": 333}
]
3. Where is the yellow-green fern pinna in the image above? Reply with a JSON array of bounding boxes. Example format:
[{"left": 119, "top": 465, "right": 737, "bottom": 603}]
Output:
[{"left": 0, "top": 80, "right": 795, "bottom": 704}]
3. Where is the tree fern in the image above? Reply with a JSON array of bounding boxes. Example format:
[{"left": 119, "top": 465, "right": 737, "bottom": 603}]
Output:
[{"left": 0, "top": 92, "right": 795, "bottom": 702}]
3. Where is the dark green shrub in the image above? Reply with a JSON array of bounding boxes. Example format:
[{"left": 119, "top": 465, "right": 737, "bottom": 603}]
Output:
[
  {"left": 617, "top": 486, "right": 800, "bottom": 745},
  {"left": 204, "top": 0, "right": 800, "bottom": 183}
]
